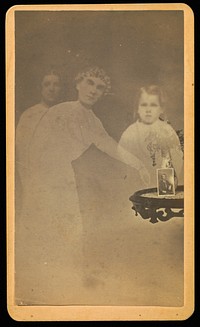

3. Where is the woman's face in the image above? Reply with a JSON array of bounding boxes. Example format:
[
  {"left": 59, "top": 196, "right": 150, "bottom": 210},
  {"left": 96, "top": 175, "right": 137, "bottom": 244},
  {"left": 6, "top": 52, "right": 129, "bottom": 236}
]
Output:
[
  {"left": 41, "top": 74, "right": 61, "bottom": 106},
  {"left": 138, "top": 92, "right": 163, "bottom": 124},
  {"left": 76, "top": 76, "right": 106, "bottom": 108}
]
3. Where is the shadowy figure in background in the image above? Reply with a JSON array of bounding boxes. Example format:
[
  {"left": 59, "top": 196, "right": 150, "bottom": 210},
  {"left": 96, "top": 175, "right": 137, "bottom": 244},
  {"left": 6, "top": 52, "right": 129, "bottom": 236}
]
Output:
[
  {"left": 16, "top": 69, "right": 63, "bottom": 188},
  {"left": 118, "top": 85, "right": 183, "bottom": 187}
]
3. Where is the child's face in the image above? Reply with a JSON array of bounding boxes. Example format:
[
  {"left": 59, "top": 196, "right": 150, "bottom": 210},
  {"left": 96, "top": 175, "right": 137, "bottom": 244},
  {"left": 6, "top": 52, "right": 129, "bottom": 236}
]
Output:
[{"left": 138, "top": 92, "right": 163, "bottom": 124}]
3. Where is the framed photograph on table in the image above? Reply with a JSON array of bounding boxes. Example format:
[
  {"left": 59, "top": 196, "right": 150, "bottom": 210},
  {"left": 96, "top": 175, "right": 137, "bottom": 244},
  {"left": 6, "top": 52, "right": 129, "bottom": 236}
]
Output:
[
  {"left": 157, "top": 168, "right": 175, "bottom": 197},
  {"left": 6, "top": 3, "right": 194, "bottom": 321}
]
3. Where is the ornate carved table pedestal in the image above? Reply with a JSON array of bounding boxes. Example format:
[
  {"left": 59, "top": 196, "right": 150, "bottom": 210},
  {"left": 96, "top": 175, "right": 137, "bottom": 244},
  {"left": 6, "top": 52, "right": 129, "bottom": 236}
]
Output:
[{"left": 129, "top": 186, "right": 184, "bottom": 224}]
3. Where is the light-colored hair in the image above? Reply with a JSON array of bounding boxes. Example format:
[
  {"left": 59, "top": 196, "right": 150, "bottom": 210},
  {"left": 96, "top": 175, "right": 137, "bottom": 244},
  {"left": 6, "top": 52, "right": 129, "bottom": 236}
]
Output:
[
  {"left": 134, "top": 84, "right": 167, "bottom": 121},
  {"left": 139, "top": 85, "right": 166, "bottom": 107},
  {"left": 75, "top": 66, "right": 111, "bottom": 94}
]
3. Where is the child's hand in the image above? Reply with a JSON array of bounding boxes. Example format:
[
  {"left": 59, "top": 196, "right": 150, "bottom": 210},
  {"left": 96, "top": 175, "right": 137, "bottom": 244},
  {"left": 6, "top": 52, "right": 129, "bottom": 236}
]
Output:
[{"left": 138, "top": 166, "right": 150, "bottom": 187}]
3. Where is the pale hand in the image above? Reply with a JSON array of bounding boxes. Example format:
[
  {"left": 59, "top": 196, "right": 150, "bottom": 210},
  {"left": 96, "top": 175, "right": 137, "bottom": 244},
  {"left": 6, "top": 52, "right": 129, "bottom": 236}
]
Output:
[{"left": 139, "top": 166, "right": 150, "bottom": 187}]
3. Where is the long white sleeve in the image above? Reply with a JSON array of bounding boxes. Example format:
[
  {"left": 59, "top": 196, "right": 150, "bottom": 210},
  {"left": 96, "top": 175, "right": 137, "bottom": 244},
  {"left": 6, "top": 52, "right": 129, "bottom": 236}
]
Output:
[{"left": 93, "top": 118, "right": 144, "bottom": 171}]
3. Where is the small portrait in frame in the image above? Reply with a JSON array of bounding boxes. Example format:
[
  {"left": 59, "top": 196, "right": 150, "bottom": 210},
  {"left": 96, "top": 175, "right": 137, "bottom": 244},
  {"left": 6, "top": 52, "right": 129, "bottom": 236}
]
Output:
[{"left": 157, "top": 168, "right": 175, "bottom": 196}]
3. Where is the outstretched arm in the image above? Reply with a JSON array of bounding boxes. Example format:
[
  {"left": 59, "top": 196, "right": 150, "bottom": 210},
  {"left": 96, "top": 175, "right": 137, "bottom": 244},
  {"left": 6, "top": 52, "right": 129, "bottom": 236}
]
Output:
[{"left": 94, "top": 120, "right": 150, "bottom": 186}]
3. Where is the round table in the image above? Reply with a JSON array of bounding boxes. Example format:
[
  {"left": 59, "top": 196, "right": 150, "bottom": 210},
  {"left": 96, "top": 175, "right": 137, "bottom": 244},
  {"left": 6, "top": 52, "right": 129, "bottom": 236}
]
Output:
[{"left": 129, "top": 185, "right": 184, "bottom": 224}]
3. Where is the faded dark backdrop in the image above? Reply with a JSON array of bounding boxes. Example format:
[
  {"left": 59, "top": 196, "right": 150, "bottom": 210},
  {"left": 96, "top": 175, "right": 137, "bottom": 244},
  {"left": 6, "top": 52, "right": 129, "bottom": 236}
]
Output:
[{"left": 15, "top": 10, "right": 184, "bottom": 140}]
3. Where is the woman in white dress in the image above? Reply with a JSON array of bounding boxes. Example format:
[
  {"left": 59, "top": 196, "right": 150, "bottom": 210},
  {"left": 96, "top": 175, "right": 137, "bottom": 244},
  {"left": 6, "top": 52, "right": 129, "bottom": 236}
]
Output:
[{"left": 15, "top": 67, "right": 150, "bottom": 304}]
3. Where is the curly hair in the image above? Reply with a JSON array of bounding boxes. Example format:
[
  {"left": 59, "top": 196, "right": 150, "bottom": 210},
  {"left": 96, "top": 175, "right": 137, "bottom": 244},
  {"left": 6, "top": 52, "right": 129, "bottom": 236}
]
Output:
[{"left": 75, "top": 66, "right": 111, "bottom": 94}]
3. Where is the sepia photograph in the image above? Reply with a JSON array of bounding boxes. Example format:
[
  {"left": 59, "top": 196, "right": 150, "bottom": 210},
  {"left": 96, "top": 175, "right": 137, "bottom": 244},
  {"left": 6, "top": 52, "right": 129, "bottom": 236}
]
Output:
[
  {"left": 157, "top": 168, "right": 175, "bottom": 196},
  {"left": 6, "top": 4, "right": 194, "bottom": 321}
]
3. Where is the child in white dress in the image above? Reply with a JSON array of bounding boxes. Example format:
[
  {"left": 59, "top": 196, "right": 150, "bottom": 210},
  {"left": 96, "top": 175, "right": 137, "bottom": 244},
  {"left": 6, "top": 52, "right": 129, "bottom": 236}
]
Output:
[{"left": 118, "top": 85, "right": 183, "bottom": 188}]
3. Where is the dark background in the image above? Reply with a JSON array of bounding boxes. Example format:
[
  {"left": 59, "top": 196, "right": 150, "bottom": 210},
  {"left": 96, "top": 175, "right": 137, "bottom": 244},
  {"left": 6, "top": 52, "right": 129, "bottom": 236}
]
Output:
[{"left": 15, "top": 10, "right": 184, "bottom": 140}]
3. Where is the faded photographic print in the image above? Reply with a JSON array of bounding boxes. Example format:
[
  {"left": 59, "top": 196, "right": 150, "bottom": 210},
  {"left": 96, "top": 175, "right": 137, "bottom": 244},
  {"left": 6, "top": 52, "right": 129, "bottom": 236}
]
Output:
[
  {"left": 157, "top": 168, "right": 175, "bottom": 196},
  {"left": 6, "top": 4, "right": 194, "bottom": 321}
]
